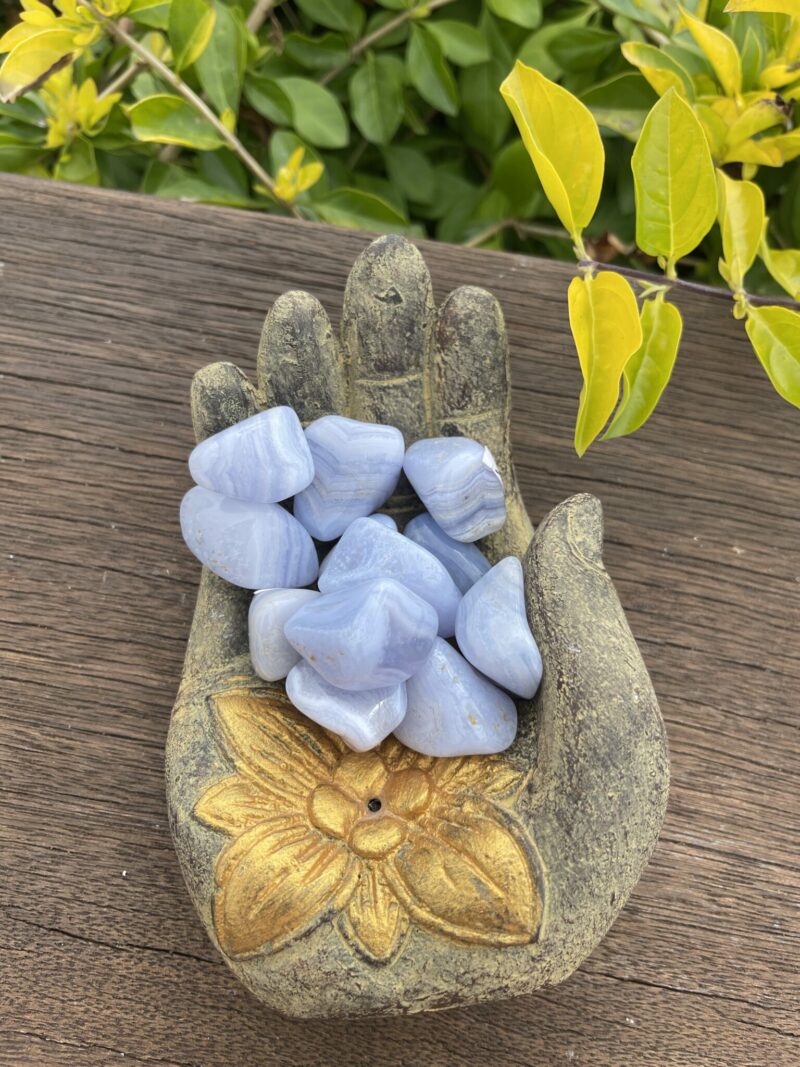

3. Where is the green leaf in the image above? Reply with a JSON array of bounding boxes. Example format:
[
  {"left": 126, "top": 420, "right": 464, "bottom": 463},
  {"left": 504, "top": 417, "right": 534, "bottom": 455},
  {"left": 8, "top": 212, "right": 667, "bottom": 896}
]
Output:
[
  {"left": 195, "top": 2, "right": 245, "bottom": 116},
  {"left": 487, "top": 0, "right": 542, "bottom": 29},
  {"left": 568, "top": 270, "right": 643, "bottom": 456},
  {"left": 604, "top": 293, "right": 683, "bottom": 439},
  {"left": 383, "top": 144, "right": 436, "bottom": 205},
  {"left": 681, "top": 5, "right": 741, "bottom": 98},
  {"left": 349, "top": 53, "right": 404, "bottom": 145},
  {"left": 54, "top": 137, "right": 99, "bottom": 186},
  {"left": 501, "top": 60, "right": 604, "bottom": 244},
  {"left": 294, "top": 0, "right": 365, "bottom": 37},
  {"left": 168, "top": 0, "right": 216, "bottom": 72},
  {"left": 490, "top": 138, "right": 542, "bottom": 217},
  {"left": 315, "top": 187, "right": 410, "bottom": 231},
  {"left": 580, "top": 72, "right": 657, "bottom": 140},
  {"left": 716, "top": 171, "right": 764, "bottom": 292},
  {"left": 760, "top": 242, "right": 800, "bottom": 301},
  {"left": 128, "top": 0, "right": 172, "bottom": 30},
  {"left": 127, "top": 94, "right": 224, "bottom": 149},
  {"left": 283, "top": 32, "right": 349, "bottom": 71},
  {"left": 0, "top": 131, "right": 44, "bottom": 172},
  {"left": 244, "top": 75, "right": 292, "bottom": 125},
  {"left": 425, "top": 21, "right": 491, "bottom": 67},
  {"left": 621, "top": 41, "right": 695, "bottom": 99},
  {"left": 598, "top": 0, "right": 670, "bottom": 31},
  {"left": 739, "top": 26, "right": 764, "bottom": 91},
  {"left": 460, "top": 57, "right": 511, "bottom": 152},
  {"left": 0, "top": 30, "right": 76, "bottom": 103},
  {"left": 277, "top": 77, "right": 349, "bottom": 148},
  {"left": 152, "top": 168, "right": 253, "bottom": 207},
  {"left": 407, "top": 25, "right": 458, "bottom": 116},
  {"left": 548, "top": 27, "right": 619, "bottom": 73},
  {"left": 632, "top": 89, "right": 717, "bottom": 270},
  {"left": 517, "top": 12, "right": 592, "bottom": 81},
  {"left": 745, "top": 305, "right": 800, "bottom": 407}
]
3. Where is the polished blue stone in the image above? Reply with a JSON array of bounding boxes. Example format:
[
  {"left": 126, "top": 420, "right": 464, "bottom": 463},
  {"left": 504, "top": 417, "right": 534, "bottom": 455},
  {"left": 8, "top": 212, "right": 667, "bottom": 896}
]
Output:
[
  {"left": 317, "top": 517, "right": 462, "bottom": 638},
  {"left": 286, "top": 661, "right": 407, "bottom": 752},
  {"left": 180, "top": 486, "right": 318, "bottom": 590},
  {"left": 249, "top": 588, "right": 319, "bottom": 682},
  {"left": 394, "top": 638, "right": 518, "bottom": 756},
  {"left": 403, "top": 436, "right": 506, "bottom": 542},
  {"left": 188, "top": 407, "right": 313, "bottom": 504},
  {"left": 404, "top": 511, "right": 491, "bottom": 594},
  {"left": 367, "top": 513, "right": 397, "bottom": 530},
  {"left": 293, "top": 415, "right": 405, "bottom": 541},
  {"left": 455, "top": 556, "right": 542, "bottom": 699},
  {"left": 284, "top": 577, "right": 437, "bottom": 692}
]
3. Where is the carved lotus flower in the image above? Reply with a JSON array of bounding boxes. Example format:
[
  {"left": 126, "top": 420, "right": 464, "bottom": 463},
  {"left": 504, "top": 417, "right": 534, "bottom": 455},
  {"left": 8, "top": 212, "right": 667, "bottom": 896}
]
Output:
[{"left": 195, "top": 687, "right": 543, "bottom": 964}]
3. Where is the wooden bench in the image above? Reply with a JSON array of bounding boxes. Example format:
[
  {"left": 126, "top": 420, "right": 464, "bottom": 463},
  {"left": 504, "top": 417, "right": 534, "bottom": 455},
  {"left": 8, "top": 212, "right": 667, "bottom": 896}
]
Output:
[{"left": 1, "top": 174, "right": 797, "bottom": 1065}]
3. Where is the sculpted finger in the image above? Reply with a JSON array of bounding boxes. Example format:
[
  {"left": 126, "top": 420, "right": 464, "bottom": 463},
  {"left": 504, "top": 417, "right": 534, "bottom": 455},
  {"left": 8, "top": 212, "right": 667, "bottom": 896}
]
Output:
[
  {"left": 184, "top": 361, "right": 259, "bottom": 681},
  {"left": 436, "top": 286, "right": 532, "bottom": 560},
  {"left": 257, "top": 290, "right": 345, "bottom": 423},
  {"left": 341, "top": 235, "right": 436, "bottom": 444},
  {"left": 521, "top": 493, "right": 669, "bottom": 980}
]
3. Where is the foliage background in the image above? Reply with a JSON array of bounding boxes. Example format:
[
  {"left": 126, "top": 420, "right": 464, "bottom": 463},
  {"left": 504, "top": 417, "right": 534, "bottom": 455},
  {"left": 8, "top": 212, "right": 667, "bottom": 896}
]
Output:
[{"left": 0, "top": 0, "right": 797, "bottom": 296}]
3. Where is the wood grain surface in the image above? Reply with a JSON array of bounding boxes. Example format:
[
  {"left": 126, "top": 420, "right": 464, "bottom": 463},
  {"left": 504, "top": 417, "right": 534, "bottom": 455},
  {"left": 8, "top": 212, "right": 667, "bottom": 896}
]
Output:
[{"left": 0, "top": 174, "right": 797, "bottom": 1067}]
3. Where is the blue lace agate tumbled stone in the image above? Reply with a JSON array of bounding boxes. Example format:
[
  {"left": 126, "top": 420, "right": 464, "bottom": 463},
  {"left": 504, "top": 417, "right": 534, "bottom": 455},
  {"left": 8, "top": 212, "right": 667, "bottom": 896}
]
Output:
[
  {"left": 455, "top": 556, "right": 542, "bottom": 699},
  {"left": 395, "top": 638, "right": 518, "bottom": 756},
  {"left": 367, "top": 513, "right": 397, "bottom": 530},
  {"left": 404, "top": 511, "right": 491, "bottom": 594},
  {"left": 403, "top": 436, "right": 506, "bottom": 542},
  {"left": 189, "top": 407, "right": 313, "bottom": 504},
  {"left": 284, "top": 577, "right": 437, "bottom": 692},
  {"left": 318, "top": 517, "right": 462, "bottom": 637},
  {"left": 286, "top": 661, "right": 407, "bottom": 751},
  {"left": 180, "top": 486, "right": 318, "bottom": 590},
  {"left": 248, "top": 587, "right": 319, "bottom": 682},
  {"left": 293, "top": 415, "right": 405, "bottom": 541}
]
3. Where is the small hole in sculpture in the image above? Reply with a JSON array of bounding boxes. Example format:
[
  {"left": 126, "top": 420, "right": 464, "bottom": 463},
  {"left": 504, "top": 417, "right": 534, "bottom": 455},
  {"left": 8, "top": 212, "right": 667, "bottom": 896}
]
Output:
[{"left": 367, "top": 797, "right": 382, "bottom": 813}]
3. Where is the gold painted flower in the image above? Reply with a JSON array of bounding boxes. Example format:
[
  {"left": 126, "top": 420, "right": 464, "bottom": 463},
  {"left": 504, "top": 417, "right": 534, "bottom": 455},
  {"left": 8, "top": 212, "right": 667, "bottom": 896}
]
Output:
[{"left": 195, "top": 687, "right": 543, "bottom": 965}]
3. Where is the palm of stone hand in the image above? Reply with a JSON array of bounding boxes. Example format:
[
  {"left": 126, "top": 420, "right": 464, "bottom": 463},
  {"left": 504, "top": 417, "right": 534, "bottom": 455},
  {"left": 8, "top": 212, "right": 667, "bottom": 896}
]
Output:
[{"left": 167, "top": 235, "right": 669, "bottom": 1018}]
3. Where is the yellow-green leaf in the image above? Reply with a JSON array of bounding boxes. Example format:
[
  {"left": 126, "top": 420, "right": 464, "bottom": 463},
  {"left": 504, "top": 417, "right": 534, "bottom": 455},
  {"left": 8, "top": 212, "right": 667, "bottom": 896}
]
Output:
[
  {"left": 716, "top": 171, "right": 765, "bottom": 292},
  {"left": 568, "top": 270, "right": 643, "bottom": 456},
  {"left": 632, "top": 89, "right": 717, "bottom": 271},
  {"left": 500, "top": 60, "right": 604, "bottom": 245},
  {"left": 126, "top": 93, "right": 223, "bottom": 149},
  {"left": 0, "top": 29, "right": 76, "bottom": 102},
  {"left": 727, "top": 128, "right": 800, "bottom": 165},
  {"left": 604, "top": 293, "right": 683, "bottom": 439},
  {"left": 680, "top": 6, "right": 742, "bottom": 99},
  {"left": 745, "top": 305, "right": 800, "bottom": 407},
  {"left": 724, "top": 0, "right": 800, "bottom": 14},
  {"left": 726, "top": 96, "right": 785, "bottom": 147},
  {"left": 168, "top": 0, "right": 215, "bottom": 72},
  {"left": 760, "top": 242, "right": 800, "bottom": 300},
  {"left": 621, "top": 41, "right": 695, "bottom": 99}
]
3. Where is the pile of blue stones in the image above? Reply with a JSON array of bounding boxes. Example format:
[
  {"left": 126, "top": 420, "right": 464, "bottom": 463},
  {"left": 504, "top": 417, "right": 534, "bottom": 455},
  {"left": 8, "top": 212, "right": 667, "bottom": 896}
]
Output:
[{"left": 180, "top": 407, "right": 542, "bottom": 756}]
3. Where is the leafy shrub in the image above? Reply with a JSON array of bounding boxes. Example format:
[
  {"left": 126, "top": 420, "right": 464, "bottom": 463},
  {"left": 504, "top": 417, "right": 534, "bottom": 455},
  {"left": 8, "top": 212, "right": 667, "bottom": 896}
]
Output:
[{"left": 0, "top": 0, "right": 797, "bottom": 449}]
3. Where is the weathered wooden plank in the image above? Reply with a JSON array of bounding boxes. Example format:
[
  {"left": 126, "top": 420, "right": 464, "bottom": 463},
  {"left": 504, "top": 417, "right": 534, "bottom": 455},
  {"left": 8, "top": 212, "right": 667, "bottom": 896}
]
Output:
[{"left": 0, "top": 174, "right": 797, "bottom": 1066}]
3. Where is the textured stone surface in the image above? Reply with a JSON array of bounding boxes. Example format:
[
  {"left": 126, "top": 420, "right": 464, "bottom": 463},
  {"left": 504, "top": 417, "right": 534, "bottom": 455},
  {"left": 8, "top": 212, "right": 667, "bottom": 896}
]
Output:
[
  {"left": 286, "top": 661, "right": 407, "bottom": 751},
  {"left": 403, "top": 511, "right": 491, "bottom": 593},
  {"left": 293, "top": 415, "right": 405, "bottom": 541},
  {"left": 248, "top": 588, "right": 319, "bottom": 682},
  {"left": 403, "top": 437, "right": 506, "bottom": 542},
  {"left": 319, "top": 517, "right": 462, "bottom": 637},
  {"left": 180, "top": 485, "right": 318, "bottom": 590},
  {"left": 284, "top": 578, "right": 438, "bottom": 692},
  {"left": 395, "top": 637, "right": 518, "bottom": 756},
  {"left": 167, "top": 234, "right": 669, "bottom": 1021},
  {"left": 455, "top": 557, "right": 542, "bottom": 699},
  {"left": 189, "top": 407, "right": 313, "bottom": 503}
]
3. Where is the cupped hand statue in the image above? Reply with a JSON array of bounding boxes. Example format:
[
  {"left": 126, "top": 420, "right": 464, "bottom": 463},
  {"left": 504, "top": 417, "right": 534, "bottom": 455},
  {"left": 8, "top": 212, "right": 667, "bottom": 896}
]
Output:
[{"left": 167, "top": 235, "right": 669, "bottom": 1019}]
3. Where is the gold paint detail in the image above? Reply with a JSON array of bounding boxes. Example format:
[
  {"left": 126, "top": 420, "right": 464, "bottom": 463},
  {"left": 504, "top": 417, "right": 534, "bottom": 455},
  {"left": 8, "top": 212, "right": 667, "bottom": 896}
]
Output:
[{"left": 195, "top": 688, "right": 543, "bottom": 965}]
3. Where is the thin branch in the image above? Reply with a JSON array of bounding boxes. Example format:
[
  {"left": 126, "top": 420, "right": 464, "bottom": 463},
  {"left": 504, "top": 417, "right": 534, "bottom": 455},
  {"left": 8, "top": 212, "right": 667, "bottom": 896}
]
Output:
[
  {"left": 246, "top": 0, "right": 276, "bottom": 34},
  {"left": 320, "top": 0, "right": 456, "bottom": 86},
  {"left": 98, "top": 60, "right": 144, "bottom": 100},
  {"left": 79, "top": 0, "right": 299, "bottom": 216}
]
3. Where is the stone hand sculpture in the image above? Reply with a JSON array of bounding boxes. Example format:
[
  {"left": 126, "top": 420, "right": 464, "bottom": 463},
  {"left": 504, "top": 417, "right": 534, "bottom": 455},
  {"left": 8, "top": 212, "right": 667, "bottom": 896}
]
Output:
[{"left": 167, "top": 234, "right": 669, "bottom": 1019}]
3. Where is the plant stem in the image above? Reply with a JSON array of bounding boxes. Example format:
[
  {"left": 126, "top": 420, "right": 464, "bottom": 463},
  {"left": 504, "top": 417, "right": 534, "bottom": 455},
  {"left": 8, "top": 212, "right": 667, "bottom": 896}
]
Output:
[
  {"left": 98, "top": 60, "right": 144, "bottom": 100},
  {"left": 246, "top": 0, "right": 276, "bottom": 33},
  {"left": 320, "top": 0, "right": 456, "bottom": 86},
  {"left": 79, "top": 0, "right": 299, "bottom": 216}
]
